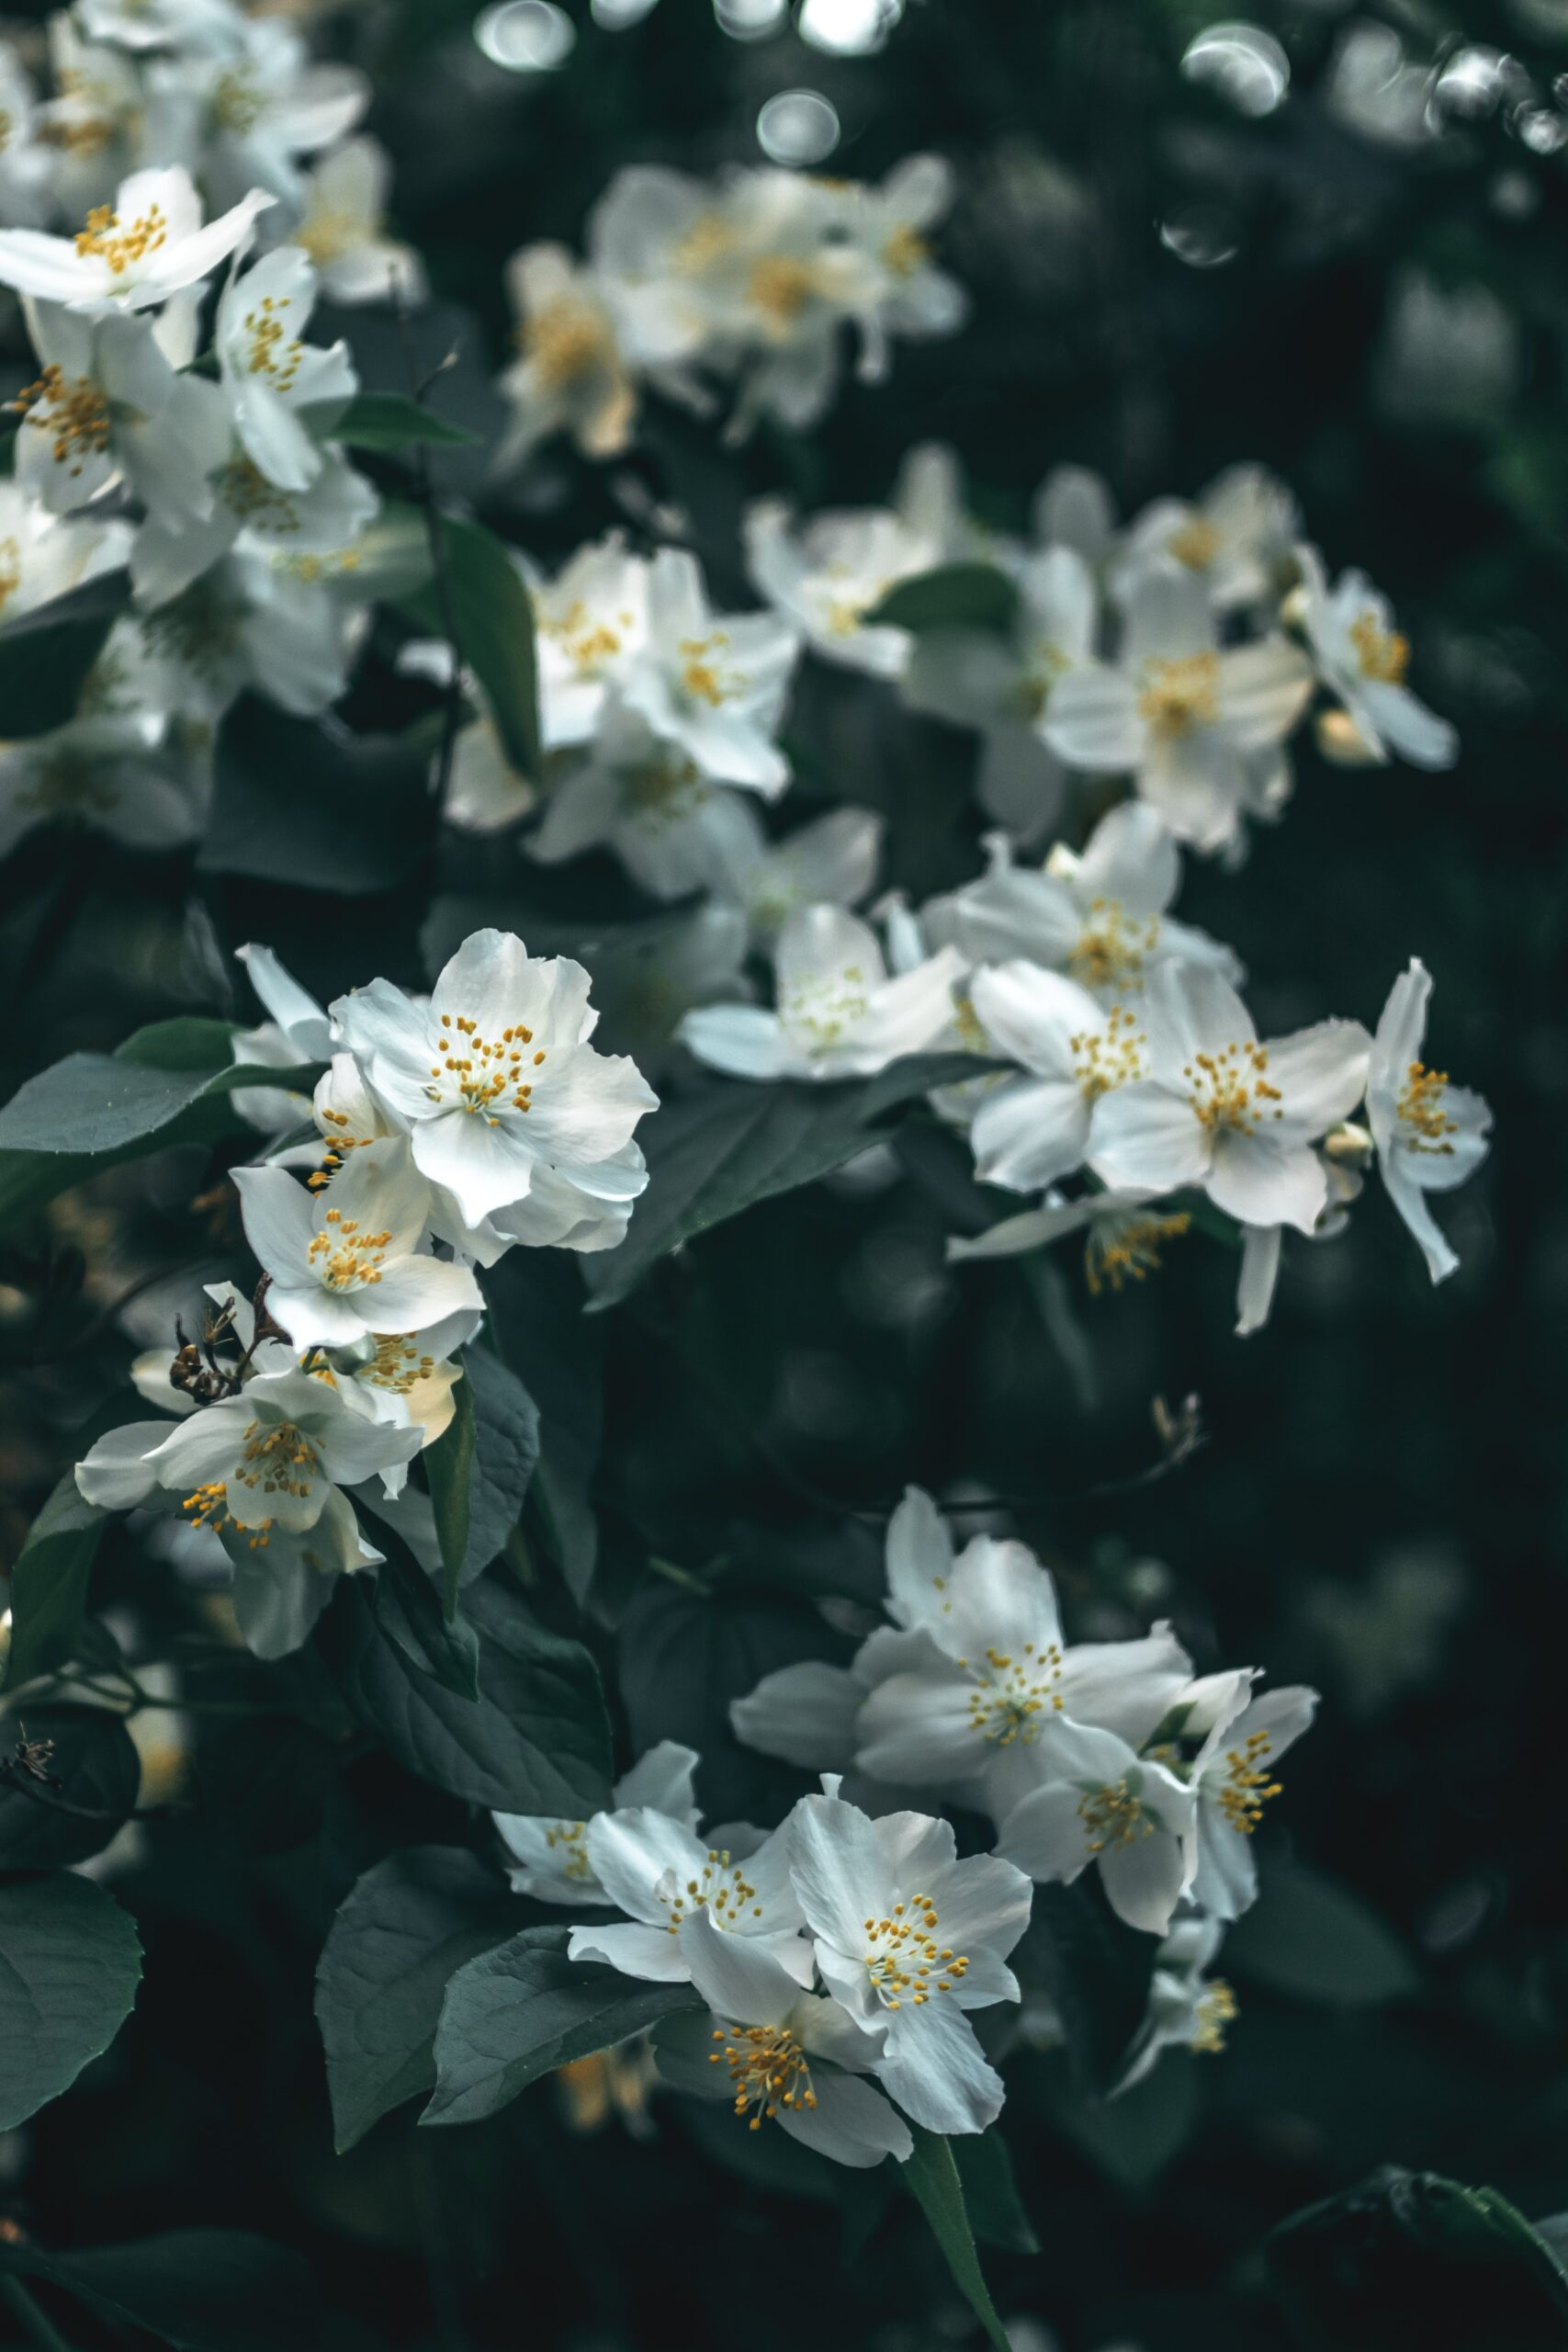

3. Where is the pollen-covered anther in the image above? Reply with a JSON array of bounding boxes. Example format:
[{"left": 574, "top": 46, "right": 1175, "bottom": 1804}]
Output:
[
  {"left": 1217, "top": 1728, "right": 1282, "bottom": 1834},
  {"left": 710, "top": 2021, "right": 817, "bottom": 2130},
  {"left": 1183, "top": 1039, "right": 1284, "bottom": 1132}
]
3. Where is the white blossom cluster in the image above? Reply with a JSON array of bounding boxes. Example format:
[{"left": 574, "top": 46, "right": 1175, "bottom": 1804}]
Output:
[
  {"left": 73, "top": 927, "right": 657, "bottom": 1655},
  {"left": 496, "top": 154, "right": 964, "bottom": 462}
]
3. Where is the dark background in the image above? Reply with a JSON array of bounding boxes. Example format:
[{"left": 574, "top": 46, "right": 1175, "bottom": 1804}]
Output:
[{"left": 2, "top": 1, "right": 1567, "bottom": 2346}]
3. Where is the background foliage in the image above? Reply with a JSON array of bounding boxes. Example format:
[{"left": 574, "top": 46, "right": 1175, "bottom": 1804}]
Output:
[{"left": 1, "top": 0, "right": 1565, "bottom": 2346}]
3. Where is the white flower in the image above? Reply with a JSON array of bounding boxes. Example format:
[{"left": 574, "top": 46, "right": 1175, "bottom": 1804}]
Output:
[
  {"left": 493, "top": 1741, "right": 701, "bottom": 1905},
  {"left": 946, "top": 1187, "right": 1196, "bottom": 1299},
  {"left": 679, "top": 905, "right": 964, "bottom": 1084},
  {"left": 568, "top": 1811, "right": 814, "bottom": 1986},
  {"left": 820, "top": 156, "right": 967, "bottom": 382},
  {"left": 498, "top": 242, "right": 637, "bottom": 465},
  {"left": 996, "top": 1720, "right": 1196, "bottom": 1935},
  {"left": 0, "top": 708, "right": 200, "bottom": 862},
  {"left": 10, "top": 300, "right": 215, "bottom": 526},
  {"left": 1031, "top": 464, "right": 1116, "bottom": 565},
  {"left": 230, "top": 941, "right": 333, "bottom": 1136},
  {"left": 744, "top": 444, "right": 965, "bottom": 679},
  {"left": 1115, "top": 1915, "right": 1237, "bottom": 2091},
  {"left": 664, "top": 1906, "right": 913, "bottom": 2167},
  {"left": 75, "top": 1362, "right": 422, "bottom": 1532},
  {"left": 964, "top": 962, "right": 1148, "bottom": 1192},
  {"left": 134, "top": 545, "right": 358, "bottom": 717},
  {"left": 1088, "top": 962, "right": 1371, "bottom": 1234},
  {"left": 528, "top": 705, "right": 723, "bottom": 897},
  {"left": 617, "top": 548, "right": 800, "bottom": 795},
  {"left": 331, "top": 927, "right": 657, "bottom": 1232},
  {"left": 0, "top": 167, "right": 272, "bottom": 311},
  {"left": 289, "top": 137, "right": 425, "bottom": 306},
  {"left": 1114, "top": 465, "right": 1299, "bottom": 611},
  {"left": 214, "top": 244, "right": 356, "bottom": 494},
  {"left": 1044, "top": 567, "right": 1313, "bottom": 853},
  {"left": 1295, "top": 547, "right": 1457, "bottom": 769},
  {"left": 0, "top": 481, "right": 130, "bottom": 624},
  {"left": 73, "top": 0, "right": 239, "bottom": 58},
  {"left": 533, "top": 535, "right": 650, "bottom": 750},
  {"left": 787, "top": 1785, "right": 1031, "bottom": 2134},
  {"left": 694, "top": 794, "right": 884, "bottom": 943},
  {"left": 232, "top": 1139, "right": 483, "bottom": 1350},
  {"left": 1182, "top": 1673, "right": 1318, "bottom": 1921},
  {"left": 150, "top": 19, "right": 367, "bottom": 212},
  {"left": 1366, "top": 957, "right": 1491, "bottom": 1281}
]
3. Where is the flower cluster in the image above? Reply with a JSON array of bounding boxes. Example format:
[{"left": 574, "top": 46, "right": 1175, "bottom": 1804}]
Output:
[
  {"left": 498, "top": 154, "right": 964, "bottom": 461},
  {"left": 73, "top": 927, "right": 657, "bottom": 1654}
]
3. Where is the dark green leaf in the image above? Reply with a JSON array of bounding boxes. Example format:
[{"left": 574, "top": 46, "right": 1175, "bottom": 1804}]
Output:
[
  {"left": 866, "top": 563, "right": 1020, "bottom": 634},
  {"left": 321, "top": 1567, "right": 612, "bottom": 1814},
  {"left": 423, "top": 1923, "right": 700, "bottom": 2127},
  {"left": 1037, "top": 2045, "right": 1201, "bottom": 2196},
  {"left": 953, "top": 2125, "right": 1040, "bottom": 2256},
  {"left": 0, "top": 1035, "right": 319, "bottom": 1158},
  {"left": 0, "top": 1706, "right": 141, "bottom": 1868},
  {"left": 401, "top": 514, "right": 539, "bottom": 780},
  {"left": 372, "top": 1515, "right": 480, "bottom": 1699},
  {"left": 330, "top": 390, "right": 476, "bottom": 451},
  {"left": 2, "top": 1476, "right": 107, "bottom": 1694},
  {"left": 1010, "top": 1881, "right": 1157, "bottom": 2094},
  {"left": 315, "top": 1846, "right": 515, "bottom": 2153},
  {"left": 0, "top": 2228, "right": 320, "bottom": 2352},
  {"left": 202, "top": 698, "right": 434, "bottom": 892},
  {"left": 582, "top": 1054, "right": 997, "bottom": 1312},
  {"left": 899, "top": 2122, "right": 1012, "bottom": 2352},
  {"left": 424, "top": 1367, "right": 475, "bottom": 1620},
  {"left": 461, "top": 1347, "right": 539, "bottom": 1579},
  {"left": 484, "top": 1253, "right": 602, "bottom": 1606},
  {"left": 1227, "top": 1856, "right": 1421, "bottom": 2008},
  {"left": 0, "top": 1873, "right": 142, "bottom": 2129},
  {"left": 194, "top": 1712, "right": 347, "bottom": 1854},
  {"left": 0, "top": 568, "right": 131, "bottom": 739},
  {"left": 1266, "top": 2167, "right": 1568, "bottom": 2352}
]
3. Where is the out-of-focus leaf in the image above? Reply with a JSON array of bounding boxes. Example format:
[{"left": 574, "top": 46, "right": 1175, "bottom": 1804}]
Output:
[
  {"left": 0, "top": 2228, "right": 321, "bottom": 2352},
  {"left": 582, "top": 1054, "right": 997, "bottom": 1312},
  {"left": 202, "top": 699, "right": 433, "bottom": 892},
  {"left": 315, "top": 1846, "right": 515, "bottom": 2153},
  {"left": 401, "top": 514, "right": 539, "bottom": 780},
  {"left": 0, "top": 568, "right": 130, "bottom": 738},
  {"left": 321, "top": 1568, "right": 612, "bottom": 1815},
  {"left": 484, "top": 1253, "right": 602, "bottom": 1608},
  {"left": 953, "top": 2124, "right": 1040, "bottom": 2255},
  {"left": 2, "top": 1476, "right": 108, "bottom": 1694},
  {"left": 1265, "top": 2166, "right": 1568, "bottom": 2351},
  {"left": 1227, "top": 1856, "right": 1420, "bottom": 2008},
  {"left": 1011, "top": 1881, "right": 1157, "bottom": 2095},
  {"left": 424, "top": 1367, "right": 475, "bottom": 1620},
  {"left": 0, "top": 1873, "right": 141, "bottom": 2129},
  {"left": 867, "top": 563, "right": 1020, "bottom": 634},
  {"left": 423, "top": 1923, "right": 700, "bottom": 2127},
  {"left": 0, "top": 1705, "right": 140, "bottom": 1868},
  {"left": 900, "top": 2123, "right": 1012, "bottom": 2352},
  {"left": 330, "top": 391, "right": 476, "bottom": 451},
  {"left": 371, "top": 1517, "right": 480, "bottom": 1699}
]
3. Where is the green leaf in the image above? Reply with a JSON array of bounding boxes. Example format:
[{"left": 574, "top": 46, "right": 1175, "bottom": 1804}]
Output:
[
  {"left": 0, "top": 1873, "right": 142, "bottom": 2129},
  {"left": 0, "top": 2228, "right": 319, "bottom": 2352},
  {"left": 0, "top": 1705, "right": 141, "bottom": 1868},
  {"left": 321, "top": 1566, "right": 613, "bottom": 1815},
  {"left": 425, "top": 1368, "right": 475, "bottom": 1620},
  {"left": 0, "top": 567, "right": 131, "bottom": 739},
  {"left": 1227, "top": 1856, "right": 1421, "bottom": 2007},
  {"left": 953, "top": 2125, "right": 1040, "bottom": 2256},
  {"left": 423, "top": 1923, "right": 701, "bottom": 2127},
  {"left": 1037, "top": 2045, "right": 1201, "bottom": 2196},
  {"left": 1009, "top": 1881, "right": 1157, "bottom": 2095},
  {"left": 315, "top": 1846, "right": 516, "bottom": 2153},
  {"left": 1266, "top": 2166, "right": 1568, "bottom": 2351},
  {"left": 202, "top": 697, "right": 434, "bottom": 892},
  {"left": 2, "top": 1475, "right": 108, "bottom": 1694},
  {"left": 866, "top": 562, "right": 1020, "bottom": 634},
  {"left": 0, "top": 1032, "right": 319, "bottom": 1159},
  {"left": 330, "top": 390, "right": 476, "bottom": 451},
  {"left": 484, "top": 1253, "right": 602, "bottom": 1607},
  {"left": 582, "top": 1053, "right": 997, "bottom": 1312},
  {"left": 371, "top": 1517, "right": 481, "bottom": 1699},
  {"left": 899, "top": 2123, "right": 1012, "bottom": 2352},
  {"left": 401, "top": 514, "right": 539, "bottom": 781}
]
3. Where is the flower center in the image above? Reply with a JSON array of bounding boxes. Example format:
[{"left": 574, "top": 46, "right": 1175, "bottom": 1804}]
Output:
[
  {"left": 236, "top": 1418, "right": 319, "bottom": 1502},
  {"left": 541, "top": 597, "right": 626, "bottom": 671},
  {"left": 240, "top": 293, "right": 303, "bottom": 389},
  {"left": 524, "top": 298, "right": 611, "bottom": 389},
  {"left": 297, "top": 207, "right": 356, "bottom": 265},
  {"left": 361, "top": 1333, "right": 438, "bottom": 1395},
  {"left": 219, "top": 456, "right": 301, "bottom": 532},
  {"left": 709, "top": 2023, "right": 817, "bottom": 2130},
  {"left": 211, "top": 66, "right": 266, "bottom": 131},
  {"left": 1139, "top": 651, "right": 1220, "bottom": 739},
  {"left": 1396, "top": 1059, "right": 1458, "bottom": 1153},
  {"left": 73, "top": 201, "right": 166, "bottom": 275},
  {"left": 0, "top": 534, "right": 19, "bottom": 614},
  {"left": 1167, "top": 515, "right": 1222, "bottom": 571},
  {"left": 782, "top": 964, "right": 873, "bottom": 1055},
  {"left": 1071, "top": 1003, "right": 1146, "bottom": 1102},
  {"left": 1067, "top": 899, "right": 1157, "bottom": 992},
  {"left": 423, "top": 1011, "right": 547, "bottom": 1122},
  {"left": 749, "top": 255, "right": 818, "bottom": 329},
  {"left": 1077, "top": 1778, "right": 1149, "bottom": 1852},
  {"left": 306, "top": 1206, "right": 394, "bottom": 1290},
  {"left": 1190, "top": 1979, "right": 1238, "bottom": 2053},
  {"left": 1085, "top": 1208, "right": 1191, "bottom": 1295},
  {"left": 882, "top": 222, "right": 930, "bottom": 278},
  {"left": 658, "top": 1849, "right": 764, "bottom": 1933},
  {"left": 1217, "top": 1728, "right": 1282, "bottom": 1833},
  {"left": 861, "top": 1895, "right": 970, "bottom": 2008},
  {"left": 1349, "top": 610, "right": 1409, "bottom": 684},
  {"left": 1183, "top": 1040, "right": 1282, "bottom": 1134},
  {"left": 957, "top": 1641, "right": 1064, "bottom": 1746},
  {"left": 671, "top": 211, "right": 735, "bottom": 274},
  {"left": 678, "top": 631, "right": 745, "bottom": 706},
  {"left": 14, "top": 365, "right": 113, "bottom": 474},
  {"left": 543, "top": 1821, "right": 594, "bottom": 1883},
  {"left": 17, "top": 749, "right": 118, "bottom": 820}
]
